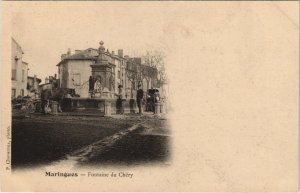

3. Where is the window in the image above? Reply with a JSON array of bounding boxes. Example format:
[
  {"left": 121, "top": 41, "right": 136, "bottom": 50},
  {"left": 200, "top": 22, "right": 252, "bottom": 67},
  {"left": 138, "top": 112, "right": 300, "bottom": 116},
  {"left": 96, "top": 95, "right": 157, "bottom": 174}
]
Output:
[
  {"left": 73, "top": 73, "right": 81, "bottom": 86},
  {"left": 118, "top": 71, "right": 120, "bottom": 79},
  {"left": 11, "top": 88, "right": 16, "bottom": 98},
  {"left": 21, "top": 89, "right": 24, "bottom": 96},
  {"left": 22, "top": 69, "right": 25, "bottom": 82},
  {"left": 12, "top": 59, "right": 17, "bottom": 80},
  {"left": 11, "top": 69, "right": 16, "bottom": 80}
]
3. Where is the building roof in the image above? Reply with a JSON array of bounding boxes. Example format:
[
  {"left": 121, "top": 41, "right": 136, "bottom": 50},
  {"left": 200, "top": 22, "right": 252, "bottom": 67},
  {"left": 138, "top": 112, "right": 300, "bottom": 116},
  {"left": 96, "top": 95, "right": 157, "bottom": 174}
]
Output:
[
  {"left": 57, "top": 49, "right": 124, "bottom": 66},
  {"left": 110, "top": 54, "right": 126, "bottom": 60},
  {"left": 57, "top": 51, "right": 96, "bottom": 66},
  {"left": 39, "top": 83, "right": 52, "bottom": 87},
  {"left": 86, "top": 48, "right": 98, "bottom": 51},
  {"left": 12, "top": 37, "right": 24, "bottom": 54}
]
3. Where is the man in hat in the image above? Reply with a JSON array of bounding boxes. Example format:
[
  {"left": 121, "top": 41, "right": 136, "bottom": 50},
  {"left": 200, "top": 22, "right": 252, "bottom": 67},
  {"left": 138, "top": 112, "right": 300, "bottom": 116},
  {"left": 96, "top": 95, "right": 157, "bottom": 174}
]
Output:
[{"left": 136, "top": 84, "right": 144, "bottom": 115}]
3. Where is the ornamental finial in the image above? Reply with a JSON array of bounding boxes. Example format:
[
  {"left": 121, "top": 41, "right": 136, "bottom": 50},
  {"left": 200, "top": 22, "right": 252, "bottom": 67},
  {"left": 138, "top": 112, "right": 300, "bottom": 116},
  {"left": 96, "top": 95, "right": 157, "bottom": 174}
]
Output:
[{"left": 98, "top": 40, "right": 105, "bottom": 54}]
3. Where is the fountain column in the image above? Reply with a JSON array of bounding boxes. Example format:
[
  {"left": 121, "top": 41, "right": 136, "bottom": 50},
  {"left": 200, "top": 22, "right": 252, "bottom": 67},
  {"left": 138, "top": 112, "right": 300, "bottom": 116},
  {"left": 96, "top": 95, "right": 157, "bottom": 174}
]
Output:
[{"left": 90, "top": 41, "right": 114, "bottom": 99}]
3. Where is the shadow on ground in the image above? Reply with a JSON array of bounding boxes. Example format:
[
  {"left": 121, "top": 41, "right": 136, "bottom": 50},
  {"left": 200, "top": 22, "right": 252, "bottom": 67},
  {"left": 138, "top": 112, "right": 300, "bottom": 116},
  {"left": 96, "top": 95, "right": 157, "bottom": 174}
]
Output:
[
  {"left": 12, "top": 114, "right": 170, "bottom": 169},
  {"left": 11, "top": 115, "right": 133, "bottom": 169},
  {"left": 83, "top": 126, "right": 170, "bottom": 166}
]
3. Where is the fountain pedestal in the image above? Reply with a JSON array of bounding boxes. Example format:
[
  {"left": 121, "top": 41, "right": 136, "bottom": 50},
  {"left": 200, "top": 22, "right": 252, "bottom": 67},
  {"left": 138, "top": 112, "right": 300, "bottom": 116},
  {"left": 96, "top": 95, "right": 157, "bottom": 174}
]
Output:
[{"left": 60, "top": 41, "right": 137, "bottom": 115}]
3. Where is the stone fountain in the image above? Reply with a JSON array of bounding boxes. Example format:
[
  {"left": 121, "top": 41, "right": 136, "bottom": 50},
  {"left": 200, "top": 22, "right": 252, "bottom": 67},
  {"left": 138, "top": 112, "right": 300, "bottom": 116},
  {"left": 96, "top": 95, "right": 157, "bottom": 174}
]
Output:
[{"left": 66, "top": 41, "right": 137, "bottom": 115}]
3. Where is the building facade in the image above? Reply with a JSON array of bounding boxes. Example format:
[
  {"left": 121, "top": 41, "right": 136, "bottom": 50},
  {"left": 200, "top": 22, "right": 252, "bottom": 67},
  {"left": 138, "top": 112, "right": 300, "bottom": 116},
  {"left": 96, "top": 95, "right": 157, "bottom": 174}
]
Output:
[
  {"left": 57, "top": 41, "right": 158, "bottom": 99},
  {"left": 11, "top": 38, "right": 29, "bottom": 98}
]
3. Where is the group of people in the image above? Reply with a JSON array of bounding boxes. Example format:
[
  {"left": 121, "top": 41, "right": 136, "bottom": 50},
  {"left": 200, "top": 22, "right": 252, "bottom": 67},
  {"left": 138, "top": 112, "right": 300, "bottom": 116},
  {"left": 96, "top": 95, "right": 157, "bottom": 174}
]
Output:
[
  {"left": 117, "top": 84, "right": 144, "bottom": 115},
  {"left": 121, "top": 84, "right": 160, "bottom": 115}
]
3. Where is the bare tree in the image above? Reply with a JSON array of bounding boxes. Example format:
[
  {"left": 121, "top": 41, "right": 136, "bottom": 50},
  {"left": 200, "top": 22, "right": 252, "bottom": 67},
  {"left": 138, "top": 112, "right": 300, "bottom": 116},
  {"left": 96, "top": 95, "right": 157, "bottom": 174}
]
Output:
[
  {"left": 143, "top": 50, "right": 165, "bottom": 68},
  {"left": 142, "top": 50, "right": 167, "bottom": 87}
]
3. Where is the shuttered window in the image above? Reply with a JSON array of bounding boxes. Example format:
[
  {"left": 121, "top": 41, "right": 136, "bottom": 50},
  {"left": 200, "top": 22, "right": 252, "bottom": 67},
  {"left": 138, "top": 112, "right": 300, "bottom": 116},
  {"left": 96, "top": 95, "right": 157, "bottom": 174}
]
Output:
[{"left": 12, "top": 69, "right": 17, "bottom": 80}]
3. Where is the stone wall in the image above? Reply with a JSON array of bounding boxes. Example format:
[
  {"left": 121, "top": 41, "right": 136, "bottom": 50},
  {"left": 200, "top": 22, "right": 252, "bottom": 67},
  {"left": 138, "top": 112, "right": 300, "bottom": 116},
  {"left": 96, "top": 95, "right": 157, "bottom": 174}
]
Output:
[{"left": 61, "top": 98, "right": 138, "bottom": 115}]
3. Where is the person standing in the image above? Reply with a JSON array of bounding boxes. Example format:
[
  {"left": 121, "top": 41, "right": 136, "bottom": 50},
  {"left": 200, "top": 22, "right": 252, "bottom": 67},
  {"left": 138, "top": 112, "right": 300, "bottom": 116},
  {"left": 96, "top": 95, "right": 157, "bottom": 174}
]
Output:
[
  {"left": 89, "top": 76, "right": 94, "bottom": 93},
  {"left": 118, "top": 85, "right": 124, "bottom": 99},
  {"left": 136, "top": 84, "right": 144, "bottom": 115}
]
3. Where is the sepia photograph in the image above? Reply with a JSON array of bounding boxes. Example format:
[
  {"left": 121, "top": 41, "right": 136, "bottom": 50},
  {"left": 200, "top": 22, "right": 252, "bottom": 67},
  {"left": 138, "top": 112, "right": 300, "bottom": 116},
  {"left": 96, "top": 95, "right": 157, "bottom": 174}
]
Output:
[
  {"left": 1, "top": 1, "right": 299, "bottom": 192},
  {"left": 11, "top": 15, "right": 171, "bottom": 169}
]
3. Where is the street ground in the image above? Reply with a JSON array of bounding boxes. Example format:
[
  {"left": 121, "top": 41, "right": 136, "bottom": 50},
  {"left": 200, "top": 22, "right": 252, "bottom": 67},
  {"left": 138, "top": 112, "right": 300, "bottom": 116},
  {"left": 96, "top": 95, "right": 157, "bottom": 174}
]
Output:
[{"left": 12, "top": 112, "right": 170, "bottom": 169}]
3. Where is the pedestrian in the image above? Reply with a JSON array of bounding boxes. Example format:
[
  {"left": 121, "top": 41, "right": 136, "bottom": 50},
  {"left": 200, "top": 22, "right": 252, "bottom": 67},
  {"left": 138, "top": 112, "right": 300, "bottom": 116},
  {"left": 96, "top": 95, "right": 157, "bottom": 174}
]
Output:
[
  {"left": 118, "top": 85, "right": 123, "bottom": 99},
  {"left": 136, "top": 84, "right": 144, "bottom": 115},
  {"left": 89, "top": 76, "right": 94, "bottom": 92}
]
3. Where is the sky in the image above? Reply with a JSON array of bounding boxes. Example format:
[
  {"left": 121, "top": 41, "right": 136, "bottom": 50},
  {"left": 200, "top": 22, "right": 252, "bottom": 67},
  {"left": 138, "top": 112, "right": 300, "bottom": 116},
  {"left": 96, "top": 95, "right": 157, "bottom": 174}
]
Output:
[
  {"left": 9, "top": 1, "right": 298, "bottom": 85},
  {"left": 11, "top": 2, "right": 172, "bottom": 83}
]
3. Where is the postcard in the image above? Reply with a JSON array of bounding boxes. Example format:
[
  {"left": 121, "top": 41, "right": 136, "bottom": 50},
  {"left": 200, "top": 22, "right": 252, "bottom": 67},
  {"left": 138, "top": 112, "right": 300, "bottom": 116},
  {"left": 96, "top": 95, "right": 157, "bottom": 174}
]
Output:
[{"left": 1, "top": 1, "right": 299, "bottom": 192}]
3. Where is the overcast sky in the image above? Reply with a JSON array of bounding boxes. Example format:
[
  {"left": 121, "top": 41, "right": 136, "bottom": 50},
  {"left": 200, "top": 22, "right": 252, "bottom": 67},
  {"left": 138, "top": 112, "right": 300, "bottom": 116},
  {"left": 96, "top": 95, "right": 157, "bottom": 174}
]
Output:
[
  {"left": 11, "top": 2, "right": 173, "bottom": 83},
  {"left": 10, "top": 1, "right": 298, "bottom": 85}
]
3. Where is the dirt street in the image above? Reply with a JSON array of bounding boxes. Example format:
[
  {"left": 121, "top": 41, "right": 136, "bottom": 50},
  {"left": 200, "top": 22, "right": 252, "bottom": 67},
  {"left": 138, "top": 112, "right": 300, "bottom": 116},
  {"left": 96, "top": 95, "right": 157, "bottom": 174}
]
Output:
[{"left": 12, "top": 113, "right": 170, "bottom": 169}]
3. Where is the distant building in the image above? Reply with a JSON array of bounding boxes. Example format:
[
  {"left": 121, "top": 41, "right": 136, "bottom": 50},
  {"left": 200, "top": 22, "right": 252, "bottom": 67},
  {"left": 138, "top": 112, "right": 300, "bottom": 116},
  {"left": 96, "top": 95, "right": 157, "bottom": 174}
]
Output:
[
  {"left": 39, "top": 74, "right": 59, "bottom": 92},
  {"left": 27, "top": 75, "right": 41, "bottom": 98},
  {"left": 57, "top": 41, "right": 158, "bottom": 98},
  {"left": 11, "top": 38, "right": 29, "bottom": 98}
]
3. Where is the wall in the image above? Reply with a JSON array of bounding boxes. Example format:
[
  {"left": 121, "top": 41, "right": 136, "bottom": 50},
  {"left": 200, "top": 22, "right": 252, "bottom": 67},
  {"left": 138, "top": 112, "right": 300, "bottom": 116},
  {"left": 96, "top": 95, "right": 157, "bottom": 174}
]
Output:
[
  {"left": 58, "top": 57, "right": 156, "bottom": 99},
  {"left": 58, "top": 62, "right": 68, "bottom": 88},
  {"left": 39, "top": 83, "right": 52, "bottom": 91},
  {"left": 11, "top": 39, "right": 28, "bottom": 98},
  {"left": 60, "top": 60, "right": 94, "bottom": 98},
  {"left": 114, "top": 58, "right": 121, "bottom": 94},
  {"left": 120, "top": 59, "right": 126, "bottom": 95},
  {"left": 113, "top": 57, "right": 127, "bottom": 97}
]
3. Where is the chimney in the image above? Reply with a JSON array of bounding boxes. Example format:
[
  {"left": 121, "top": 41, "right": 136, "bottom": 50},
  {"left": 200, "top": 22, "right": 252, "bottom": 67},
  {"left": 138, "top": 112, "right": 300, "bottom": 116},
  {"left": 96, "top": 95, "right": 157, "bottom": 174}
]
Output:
[
  {"left": 67, "top": 48, "right": 71, "bottom": 56},
  {"left": 134, "top": 57, "right": 142, "bottom": 65},
  {"left": 45, "top": 77, "right": 49, "bottom": 84},
  {"left": 118, "top": 49, "right": 123, "bottom": 57},
  {"left": 61, "top": 54, "right": 67, "bottom": 60},
  {"left": 75, "top": 50, "right": 81, "bottom": 54},
  {"left": 112, "top": 51, "right": 115, "bottom": 55},
  {"left": 54, "top": 74, "right": 57, "bottom": 79}
]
